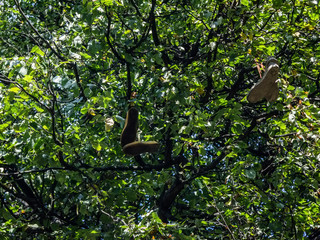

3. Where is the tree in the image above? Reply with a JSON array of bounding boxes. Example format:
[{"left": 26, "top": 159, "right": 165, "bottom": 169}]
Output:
[{"left": 0, "top": 0, "right": 320, "bottom": 239}]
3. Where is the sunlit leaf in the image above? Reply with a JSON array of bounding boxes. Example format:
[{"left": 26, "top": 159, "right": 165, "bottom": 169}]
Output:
[
  {"left": 31, "top": 45, "right": 45, "bottom": 57},
  {"left": 8, "top": 86, "right": 20, "bottom": 93}
]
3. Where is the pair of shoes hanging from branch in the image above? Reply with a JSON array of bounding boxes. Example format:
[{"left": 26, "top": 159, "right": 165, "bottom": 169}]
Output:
[
  {"left": 247, "top": 57, "right": 280, "bottom": 103},
  {"left": 120, "top": 107, "right": 160, "bottom": 156}
]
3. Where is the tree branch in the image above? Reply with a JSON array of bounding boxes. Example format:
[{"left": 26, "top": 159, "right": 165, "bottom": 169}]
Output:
[
  {"left": 14, "top": 0, "right": 65, "bottom": 61},
  {"left": 150, "top": 0, "right": 170, "bottom": 66},
  {"left": 0, "top": 74, "right": 50, "bottom": 112},
  {"left": 226, "top": 66, "right": 256, "bottom": 100},
  {"left": 105, "top": 12, "right": 126, "bottom": 64},
  {"left": 158, "top": 177, "right": 186, "bottom": 223},
  {"left": 0, "top": 157, "right": 185, "bottom": 176}
]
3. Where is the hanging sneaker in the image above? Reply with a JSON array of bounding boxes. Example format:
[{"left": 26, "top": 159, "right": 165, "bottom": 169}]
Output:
[{"left": 247, "top": 57, "right": 280, "bottom": 103}]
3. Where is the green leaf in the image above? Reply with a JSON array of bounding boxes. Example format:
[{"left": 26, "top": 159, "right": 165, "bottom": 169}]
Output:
[
  {"left": 287, "top": 85, "right": 295, "bottom": 91},
  {"left": 8, "top": 86, "right": 20, "bottom": 93},
  {"left": 127, "top": 189, "right": 137, "bottom": 201},
  {"left": 31, "top": 45, "right": 45, "bottom": 57},
  {"left": 92, "top": 142, "right": 102, "bottom": 151},
  {"left": 23, "top": 75, "right": 33, "bottom": 82},
  {"left": 244, "top": 169, "right": 256, "bottom": 179},
  {"left": 231, "top": 123, "right": 243, "bottom": 134},
  {"left": 4, "top": 153, "right": 15, "bottom": 164},
  {"left": 0, "top": 209, "right": 14, "bottom": 220},
  {"left": 241, "top": 0, "right": 249, "bottom": 6},
  {"left": 0, "top": 122, "right": 11, "bottom": 131},
  {"left": 278, "top": 122, "right": 286, "bottom": 130},
  {"left": 101, "top": 0, "right": 113, "bottom": 6},
  {"left": 34, "top": 105, "right": 45, "bottom": 113},
  {"left": 80, "top": 52, "right": 92, "bottom": 59}
]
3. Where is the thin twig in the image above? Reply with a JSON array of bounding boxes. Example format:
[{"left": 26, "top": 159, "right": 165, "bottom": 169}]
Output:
[
  {"left": 13, "top": 0, "right": 65, "bottom": 61},
  {"left": 204, "top": 181, "right": 236, "bottom": 240},
  {"left": 0, "top": 74, "right": 50, "bottom": 112},
  {"left": 0, "top": 157, "right": 184, "bottom": 176}
]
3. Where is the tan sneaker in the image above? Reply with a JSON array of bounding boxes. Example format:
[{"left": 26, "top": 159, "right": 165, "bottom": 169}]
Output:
[{"left": 247, "top": 57, "right": 280, "bottom": 103}]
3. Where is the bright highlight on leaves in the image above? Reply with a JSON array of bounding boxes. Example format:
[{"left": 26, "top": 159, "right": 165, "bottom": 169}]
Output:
[
  {"left": 105, "top": 117, "right": 114, "bottom": 131},
  {"left": 88, "top": 109, "right": 96, "bottom": 116},
  {"left": 30, "top": 45, "right": 45, "bottom": 56},
  {"left": 241, "top": 0, "right": 249, "bottom": 6},
  {"left": 23, "top": 75, "right": 33, "bottom": 82},
  {"left": 101, "top": 0, "right": 113, "bottom": 6},
  {"left": 92, "top": 142, "right": 102, "bottom": 151},
  {"left": 8, "top": 87, "right": 20, "bottom": 93}
]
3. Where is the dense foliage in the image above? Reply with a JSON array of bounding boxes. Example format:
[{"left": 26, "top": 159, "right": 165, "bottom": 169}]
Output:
[{"left": 1, "top": 0, "right": 320, "bottom": 239}]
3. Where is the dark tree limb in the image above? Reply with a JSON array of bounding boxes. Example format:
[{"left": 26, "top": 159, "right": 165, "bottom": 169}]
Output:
[
  {"left": 2, "top": 165, "right": 43, "bottom": 214},
  {"left": 258, "top": 10, "right": 276, "bottom": 32},
  {"left": 308, "top": 73, "right": 320, "bottom": 98},
  {"left": 0, "top": 157, "right": 185, "bottom": 176},
  {"left": 70, "top": 62, "right": 87, "bottom": 101},
  {"left": 226, "top": 66, "right": 256, "bottom": 100},
  {"left": 150, "top": 0, "right": 170, "bottom": 66},
  {"left": 105, "top": 12, "right": 126, "bottom": 64},
  {"left": 158, "top": 177, "right": 186, "bottom": 223},
  {"left": 126, "top": 63, "right": 132, "bottom": 102},
  {"left": 164, "top": 131, "right": 173, "bottom": 163}
]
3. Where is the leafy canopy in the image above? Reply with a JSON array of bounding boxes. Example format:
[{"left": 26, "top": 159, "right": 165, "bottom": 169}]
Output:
[{"left": 0, "top": 0, "right": 320, "bottom": 239}]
